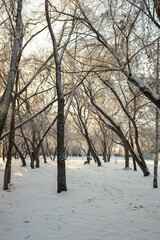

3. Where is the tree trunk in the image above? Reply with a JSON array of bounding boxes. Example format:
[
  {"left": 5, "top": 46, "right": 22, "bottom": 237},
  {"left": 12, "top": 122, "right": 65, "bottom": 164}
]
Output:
[
  {"left": 88, "top": 139, "right": 101, "bottom": 166},
  {"left": 153, "top": 0, "right": 160, "bottom": 21},
  {"left": 153, "top": 106, "right": 159, "bottom": 187},
  {"left": 86, "top": 148, "right": 91, "bottom": 164},
  {"left": 41, "top": 143, "right": 47, "bottom": 163},
  {"left": 32, "top": 144, "right": 39, "bottom": 168},
  {"left": 3, "top": 158, "right": 12, "bottom": 190},
  {"left": 53, "top": 147, "right": 57, "bottom": 161},
  {"left": 153, "top": 39, "right": 160, "bottom": 188},
  {"left": 46, "top": 138, "right": 52, "bottom": 160},
  {"left": 129, "top": 127, "right": 137, "bottom": 171},
  {"left": 13, "top": 142, "right": 26, "bottom": 166},
  {"left": 124, "top": 138, "right": 149, "bottom": 176},
  {"left": 106, "top": 144, "right": 113, "bottom": 162},
  {"left": 3, "top": 99, "right": 16, "bottom": 190},
  {"left": 78, "top": 110, "right": 101, "bottom": 167},
  {"left": 84, "top": 134, "right": 101, "bottom": 166},
  {"left": 2, "top": 139, "right": 8, "bottom": 162},
  {"left": 133, "top": 157, "right": 137, "bottom": 171},
  {"left": 56, "top": 65, "right": 67, "bottom": 193},
  {"left": 124, "top": 143, "right": 129, "bottom": 168},
  {"left": 30, "top": 151, "right": 35, "bottom": 169},
  {"left": 45, "top": 0, "right": 75, "bottom": 192},
  {"left": 2, "top": 144, "right": 5, "bottom": 162},
  {"left": 91, "top": 98, "right": 149, "bottom": 175},
  {"left": 133, "top": 122, "right": 148, "bottom": 171},
  {"left": 103, "top": 142, "right": 107, "bottom": 162},
  {"left": 0, "top": 0, "right": 22, "bottom": 137}
]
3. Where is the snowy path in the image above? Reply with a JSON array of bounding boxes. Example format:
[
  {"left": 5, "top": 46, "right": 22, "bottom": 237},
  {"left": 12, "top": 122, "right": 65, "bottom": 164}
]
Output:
[{"left": 0, "top": 157, "right": 160, "bottom": 240}]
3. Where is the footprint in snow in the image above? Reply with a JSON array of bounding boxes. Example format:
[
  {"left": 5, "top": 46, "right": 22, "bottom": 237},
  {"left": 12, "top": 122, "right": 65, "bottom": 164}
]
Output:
[
  {"left": 24, "top": 220, "right": 29, "bottom": 223},
  {"left": 24, "top": 235, "right": 31, "bottom": 239}
]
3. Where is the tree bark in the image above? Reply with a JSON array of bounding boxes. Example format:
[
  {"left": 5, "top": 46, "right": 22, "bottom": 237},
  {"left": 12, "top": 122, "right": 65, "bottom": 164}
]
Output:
[
  {"left": 0, "top": 0, "right": 23, "bottom": 137},
  {"left": 86, "top": 148, "right": 91, "bottom": 164},
  {"left": 153, "top": 39, "right": 160, "bottom": 188},
  {"left": 3, "top": 99, "right": 15, "bottom": 190},
  {"left": 13, "top": 142, "right": 26, "bottom": 166},
  {"left": 103, "top": 142, "right": 107, "bottom": 162},
  {"left": 124, "top": 143, "right": 129, "bottom": 168},
  {"left": 41, "top": 143, "right": 47, "bottom": 163},
  {"left": 153, "top": 0, "right": 160, "bottom": 21},
  {"left": 153, "top": 106, "right": 159, "bottom": 188},
  {"left": 45, "top": 0, "right": 74, "bottom": 192},
  {"left": 56, "top": 64, "right": 67, "bottom": 192},
  {"left": 53, "top": 147, "right": 57, "bottom": 161}
]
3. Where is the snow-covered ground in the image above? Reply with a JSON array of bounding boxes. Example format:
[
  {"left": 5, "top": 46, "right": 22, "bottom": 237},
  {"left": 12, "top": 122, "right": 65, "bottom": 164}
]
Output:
[{"left": 0, "top": 156, "right": 160, "bottom": 240}]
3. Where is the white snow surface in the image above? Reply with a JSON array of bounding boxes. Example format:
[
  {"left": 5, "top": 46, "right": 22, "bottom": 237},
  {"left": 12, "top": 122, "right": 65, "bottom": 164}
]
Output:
[{"left": 0, "top": 156, "right": 160, "bottom": 240}]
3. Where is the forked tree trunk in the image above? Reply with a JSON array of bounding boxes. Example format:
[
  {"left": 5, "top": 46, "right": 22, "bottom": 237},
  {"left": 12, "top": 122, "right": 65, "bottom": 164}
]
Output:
[
  {"left": 107, "top": 150, "right": 111, "bottom": 162},
  {"left": 129, "top": 127, "right": 137, "bottom": 171},
  {"left": 46, "top": 139, "right": 52, "bottom": 160},
  {"left": 32, "top": 144, "right": 39, "bottom": 168},
  {"left": 78, "top": 108, "right": 101, "bottom": 167},
  {"left": 91, "top": 98, "right": 149, "bottom": 176},
  {"left": 122, "top": 137, "right": 149, "bottom": 176},
  {"left": 106, "top": 144, "right": 113, "bottom": 162},
  {"left": 25, "top": 98, "right": 40, "bottom": 168},
  {"left": 133, "top": 122, "right": 148, "bottom": 171},
  {"left": 45, "top": 0, "right": 74, "bottom": 192},
  {"left": 87, "top": 139, "right": 101, "bottom": 166},
  {"left": 99, "top": 76, "right": 149, "bottom": 172},
  {"left": 3, "top": 0, "right": 23, "bottom": 190},
  {"left": 41, "top": 143, "right": 47, "bottom": 163},
  {"left": 53, "top": 147, "right": 57, "bottom": 161},
  {"left": 13, "top": 142, "right": 26, "bottom": 166}
]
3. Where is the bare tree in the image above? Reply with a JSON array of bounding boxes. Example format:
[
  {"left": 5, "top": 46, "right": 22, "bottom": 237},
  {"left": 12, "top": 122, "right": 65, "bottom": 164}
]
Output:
[
  {"left": 74, "top": 97, "right": 101, "bottom": 166},
  {"left": 0, "top": 0, "right": 23, "bottom": 137},
  {"left": 94, "top": 119, "right": 114, "bottom": 163},
  {"left": 73, "top": 0, "right": 160, "bottom": 108},
  {"left": 86, "top": 82, "right": 150, "bottom": 176},
  {"left": 45, "top": 0, "right": 75, "bottom": 192}
]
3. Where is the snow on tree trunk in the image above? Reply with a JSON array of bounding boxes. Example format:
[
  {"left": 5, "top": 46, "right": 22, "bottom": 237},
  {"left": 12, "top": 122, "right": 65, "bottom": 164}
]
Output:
[
  {"left": 45, "top": 0, "right": 74, "bottom": 192},
  {"left": 3, "top": 99, "right": 15, "bottom": 190},
  {"left": 56, "top": 65, "right": 67, "bottom": 193},
  {"left": 153, "top": 39, "right": 160, "bottom": 188},
  {"left": 0, "top": 0, "right": 23, "bottom": 137},
  {"left": 153, "top": 107, "right": 159, "bottom": 188}
]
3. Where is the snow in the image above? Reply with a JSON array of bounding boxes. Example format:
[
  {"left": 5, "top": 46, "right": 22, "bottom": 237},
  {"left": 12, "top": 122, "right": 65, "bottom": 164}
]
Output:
[{"left": 0, "top": 157, "right": 160, "bottom": 240}]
